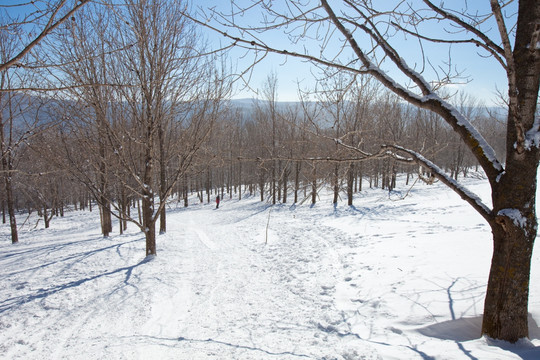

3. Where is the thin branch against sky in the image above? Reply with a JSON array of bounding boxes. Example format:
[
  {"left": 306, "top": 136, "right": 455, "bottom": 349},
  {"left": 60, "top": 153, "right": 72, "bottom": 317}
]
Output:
[{"left": 197, "top": 0, "right": 513, "bottom": 104}]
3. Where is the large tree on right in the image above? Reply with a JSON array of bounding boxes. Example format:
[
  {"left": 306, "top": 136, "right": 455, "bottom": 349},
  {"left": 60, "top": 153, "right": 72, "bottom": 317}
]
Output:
[
  {"left": 206, "top": 0, "right": 540, "bottom": 342},
  {"left": 323, "top": 0, "right": 540, "bottom": 343}
]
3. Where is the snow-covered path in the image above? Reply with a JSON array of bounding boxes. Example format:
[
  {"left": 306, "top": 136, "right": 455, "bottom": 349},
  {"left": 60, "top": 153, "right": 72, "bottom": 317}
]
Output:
[{"left": 2, "top": 176, "right": 540, "bottom": 359}]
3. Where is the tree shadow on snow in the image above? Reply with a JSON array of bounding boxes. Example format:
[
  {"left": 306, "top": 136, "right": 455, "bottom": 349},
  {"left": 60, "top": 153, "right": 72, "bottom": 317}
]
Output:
[
  {"left": 176, "top": 336, "right": 311, "bottom": 358},
  {"left": 0, "top": 250, "right": 148, "bottom": 315},
  {"left": 417, "top": 315, "right": 540, "bottom": 360}
]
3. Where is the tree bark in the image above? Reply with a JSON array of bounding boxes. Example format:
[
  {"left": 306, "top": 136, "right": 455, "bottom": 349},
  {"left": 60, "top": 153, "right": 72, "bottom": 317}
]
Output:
[
  {"left": 311, "top": 163, "right": 317, "bottom": 205},
  {"left": 99, "top": 196, "right": 112, "bottom": 237},
  {"left": 0, "top": 103, "right": 18, "bottom": 244},
  {"left": 333, "top": 164, "right": 339, "bottom": 204},
  {"left": 483, "top": 161, "right": 537, "bottom": 341},
  {"left": 282, "top": 163, "right": 288, "bottom": 203},
  {"left": 347, "top": 162, "right": 354, "bottom": 206},
  {"left": 483, "top": 208, "right": 535, "bottom": 342},
  {"left": 481, "top": 0, "right": 540, "bottom": 341},
  {"left": 159, "top": 123, "right": 167, "bottom": 234},
  {"left": 142, "top": 174, "right": 156, "bottom": 256},
  {"left": 294, "top": 161, "right": 300, "bottom": 204},
  {"left": 3, "top": 159, "right": 18, "bottom": 243}
]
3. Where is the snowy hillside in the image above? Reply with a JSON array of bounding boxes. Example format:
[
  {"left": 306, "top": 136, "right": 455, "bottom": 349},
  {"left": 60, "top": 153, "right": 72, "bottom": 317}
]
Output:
[{"left": 1, "top": 175, "right": 539, "bottom": 359}]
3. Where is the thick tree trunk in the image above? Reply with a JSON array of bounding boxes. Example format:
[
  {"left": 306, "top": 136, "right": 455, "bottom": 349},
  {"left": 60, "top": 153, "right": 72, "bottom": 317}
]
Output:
[
  {"left": 43, "top": 206, "right": 50, "bottom": 229},
  {"left": 482, "top": 0, "right": 540, "bottom": 340},
  {"left": 482, "top": 162, "right": 537, "bottom": 341},
  {"left": 482, "top": 217, "right": 535, "bottom": 342},
  {"left": 99, "top": 198, "right": 112, "bottom": 237},
  {"left": 159, "top": 200, "right": 166, "bottom": 234},
  {"left": 142, "top": 188, "right": 156, "bottom": 256}
]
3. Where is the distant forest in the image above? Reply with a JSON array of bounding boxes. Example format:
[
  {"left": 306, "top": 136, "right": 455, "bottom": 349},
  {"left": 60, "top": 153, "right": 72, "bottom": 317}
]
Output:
[{"left": 2, "top": 85, "right": 505, "bottom": 227}]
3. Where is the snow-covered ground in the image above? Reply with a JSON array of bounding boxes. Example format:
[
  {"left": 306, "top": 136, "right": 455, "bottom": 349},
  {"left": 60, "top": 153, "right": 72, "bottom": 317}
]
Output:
[{"left": 1, "top": 175, "right": 540, "bottom": 359}]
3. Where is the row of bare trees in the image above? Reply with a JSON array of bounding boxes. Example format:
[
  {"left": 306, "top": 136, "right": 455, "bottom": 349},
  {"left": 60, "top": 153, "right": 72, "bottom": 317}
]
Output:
[
  {"left": 1, "top": 72, "right": 504, "bottom": 238},
  {"left": 199, "top": 73, "right": 505, "bottom": 207},
  {"left": 1, "top": 0, "right": 230, "bottom": 256}
]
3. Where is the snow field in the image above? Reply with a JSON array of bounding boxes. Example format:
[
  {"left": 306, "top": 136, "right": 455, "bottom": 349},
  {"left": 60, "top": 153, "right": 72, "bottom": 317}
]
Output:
[{"left": 1, "top": 175, "right": 540, "bottom": 359}]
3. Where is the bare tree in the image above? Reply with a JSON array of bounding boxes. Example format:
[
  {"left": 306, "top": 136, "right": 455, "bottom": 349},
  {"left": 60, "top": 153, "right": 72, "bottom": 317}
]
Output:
[
  {"left": 199, "top": 0, "right": 540, "bottom": 342},
  {"left": 39, "top": 0, "right": 230, "bottom": 257},
  {"left": 109, "top": 0, "right": 228, "bottom": 256},
  {"left": 261, "top": 73, "right": 280, "bottom": 204},
  {"left": 52, "top": 3, "right": 116, "bottom": 237},
  {"left": 0, "top": 22, "right": 20, "bottom": 243},
  {"left": 0, "top": 17, "right": 51, "bottom": 242}
]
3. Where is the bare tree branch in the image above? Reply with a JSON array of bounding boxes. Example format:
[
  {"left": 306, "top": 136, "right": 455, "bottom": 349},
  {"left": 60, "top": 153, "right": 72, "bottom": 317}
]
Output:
[{"left": 0, "top": 0, "right": 91, "bottom": 72}]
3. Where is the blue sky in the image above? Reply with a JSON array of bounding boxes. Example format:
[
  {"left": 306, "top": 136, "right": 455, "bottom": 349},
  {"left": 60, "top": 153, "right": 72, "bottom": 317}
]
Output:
[
  {"left": 2, "top": 0, "right": 512, "bottom": 106},
  {"left": 200, "top": 0, "right": 512, "bottom": 106}
]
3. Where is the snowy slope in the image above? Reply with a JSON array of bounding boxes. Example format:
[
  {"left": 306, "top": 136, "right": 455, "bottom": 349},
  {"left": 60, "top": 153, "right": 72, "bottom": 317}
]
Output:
[{"left": 1, "top": 175, "right": 540, "bottom": 359}]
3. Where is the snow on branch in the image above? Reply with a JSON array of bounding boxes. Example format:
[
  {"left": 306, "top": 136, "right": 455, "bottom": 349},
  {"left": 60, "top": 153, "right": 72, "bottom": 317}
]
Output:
[
  {"left": 320, "top": 1, "right": 503, "bottom": 181},
  {"left": 422, "top": 93, "right": 504, "bottom": 174},
  {"left": 383, "top": 144, "right": 493, "bottom": 223},
  {"left": 497, "top": 208, "right": 529, "bottom": 233},
  {"left": 193, "top": 1, "right": 504, "bottom": 182}
]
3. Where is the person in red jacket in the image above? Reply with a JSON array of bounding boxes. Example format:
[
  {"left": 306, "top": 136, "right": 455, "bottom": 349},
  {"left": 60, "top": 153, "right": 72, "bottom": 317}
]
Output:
[{"left": 216, "top": 195, "right": 220, "bottom": 209}]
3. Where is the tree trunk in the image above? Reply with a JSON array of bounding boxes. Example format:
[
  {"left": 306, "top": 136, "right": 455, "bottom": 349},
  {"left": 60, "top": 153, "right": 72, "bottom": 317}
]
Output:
[
  {"left": 183, "top": 175, "right": 189, "bottom": 207},
  {"left": 1, "top": 198, "right": 5, "bottom": 224},
  {"left": 4, "top": 167, "right": 18, "bottom": 243},
  {"left": 99, "top": 198, "right": 112, "bottom": 237},
  {"left": 282, "top": 163, "right": 288, "bottom": 203},
  {"left": 144, "top": 211, "right": 157, "bottom": 257},
  {"left": 97, "top": 105, "right": 112, "bottom": 237},
  {"left": 347, "top": 162, "right": 354, "bottom": 206},
  {"left": 294, "top": 161, "right": 300, "bottom": 203},
  {"left": 259, "top": 165, "right": 265, "bottom": 202},
  {"left": 481, "top": 0, "right": 540, "bottom": 341},
  {"left": 482, "top": 164, "right": 537, "bottom": 341},
  {"left": 358, "top": 163, "right": 363, "bottom": 192},
  {"left": 277, "top": 160, "right": 282, "bottom": 202},
  {"left": 43, "top": 206, "right": 50, "bottom": 229},
  {"left": 482, "top": 215, "right": 534, "bottom": 342},
  {"left": 206, "top": 168, "right": 211, "bottom": 204},
  {"left": 0, "top": 109, "right": 18, "bottom": 243},
  {"left": 333, "top": 164, "right": 339, "bottom": 204},
  {"left": 159, "top": 200, "right": 166, "bottom": 234},
  {"left": 157, "top": 118, "right": 167, "bottom": 234},
  {"left": 272, "top": 159, "right": 276, "bottom": 205},
  {"left": 311, "top": 163, "right": 317, "bottom": 205},
  {"left": 142, "top": 187, "right": 156, "bottom": 256},
  {"left": 238, "top": 161, "right": 242, "bottom": 200}
]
